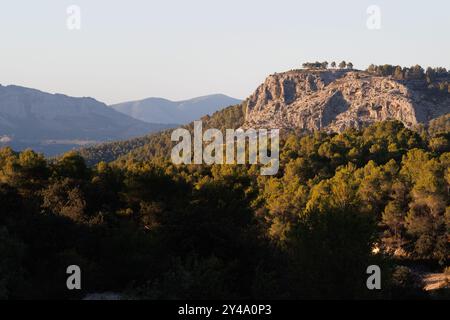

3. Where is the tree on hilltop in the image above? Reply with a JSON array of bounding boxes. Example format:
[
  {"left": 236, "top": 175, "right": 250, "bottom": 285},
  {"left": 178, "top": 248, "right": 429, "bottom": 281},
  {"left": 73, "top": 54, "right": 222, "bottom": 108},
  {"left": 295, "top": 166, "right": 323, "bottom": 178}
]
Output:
[
  {"left": 302, "top": 61, "right": 329, "bottom": 70},
  {"left": 338, "top": 61, "right": 347, "bottom": 69}
]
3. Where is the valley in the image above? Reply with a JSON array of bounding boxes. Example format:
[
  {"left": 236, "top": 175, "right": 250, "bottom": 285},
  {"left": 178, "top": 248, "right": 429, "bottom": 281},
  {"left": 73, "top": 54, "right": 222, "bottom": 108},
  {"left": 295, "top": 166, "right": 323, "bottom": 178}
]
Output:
[{"left": 0, "top": 63, "right": 448, "bottom": 300}]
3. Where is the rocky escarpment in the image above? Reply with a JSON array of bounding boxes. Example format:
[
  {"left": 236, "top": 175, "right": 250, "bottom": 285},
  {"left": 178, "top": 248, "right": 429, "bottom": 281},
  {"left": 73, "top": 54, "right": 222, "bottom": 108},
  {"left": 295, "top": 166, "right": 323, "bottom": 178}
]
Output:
[{"left": 244, "top": 70, "right": 450, "bottom": 132}]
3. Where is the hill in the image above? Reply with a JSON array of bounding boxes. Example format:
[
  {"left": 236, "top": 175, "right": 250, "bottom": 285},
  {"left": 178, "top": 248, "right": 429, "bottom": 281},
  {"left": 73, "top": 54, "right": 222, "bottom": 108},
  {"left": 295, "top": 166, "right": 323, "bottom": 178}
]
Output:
[
  {"left": 78, "top": 103, "right": 246, "bottom": 165},
  {"left": 0, "top": 85, "right": 171, "bottom": 155},
  {"left": 111, "top": 94, "right": 242, "bottom": 124},
  {"left": 244, "top": 69, "right": 450, "bottom": 131},
  {"left": 78, "top": 65, "right": 449, "bottom": 166},
  {"left": 1, "top": 119, "right": 448, "bottom": 299}
]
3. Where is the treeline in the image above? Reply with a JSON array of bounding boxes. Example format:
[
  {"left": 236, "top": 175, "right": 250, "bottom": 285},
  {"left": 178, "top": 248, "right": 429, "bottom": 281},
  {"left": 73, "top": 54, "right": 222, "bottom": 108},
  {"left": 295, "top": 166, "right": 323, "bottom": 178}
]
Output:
[
  {"left": 366, "top": 64, "right": 450, "bottom": 92},
  {"left": 79, "top": 103, "right": 246, "bottom": 166},
  {"left": 77, "top": 130, "right": 173, "bottom": 166},
  {"left": 1, "top": 118, "right": 448, "bottom": 299},
  {"left": 302, "top": 60, "right": 354, "bottom": 70},
  {"left": 78, "top": 64, "right": 450, "bottom": 167},
  {"left": 299, "top": 62, "right": 450, "bottom": 93}
]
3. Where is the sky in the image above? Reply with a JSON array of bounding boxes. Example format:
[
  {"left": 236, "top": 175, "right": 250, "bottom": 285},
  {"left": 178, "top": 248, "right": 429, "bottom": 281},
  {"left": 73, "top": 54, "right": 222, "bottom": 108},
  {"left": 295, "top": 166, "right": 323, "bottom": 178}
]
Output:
[{"left": 0, "top": 0, "right": 449, "bottom": 105}]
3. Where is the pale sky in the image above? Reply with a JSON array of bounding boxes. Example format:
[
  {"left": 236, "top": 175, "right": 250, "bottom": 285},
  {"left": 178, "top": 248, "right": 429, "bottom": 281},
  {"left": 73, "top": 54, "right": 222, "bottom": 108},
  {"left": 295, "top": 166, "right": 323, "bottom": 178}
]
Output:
[{"left": 0, "top": 0, "right": 449, "bottom": 104}]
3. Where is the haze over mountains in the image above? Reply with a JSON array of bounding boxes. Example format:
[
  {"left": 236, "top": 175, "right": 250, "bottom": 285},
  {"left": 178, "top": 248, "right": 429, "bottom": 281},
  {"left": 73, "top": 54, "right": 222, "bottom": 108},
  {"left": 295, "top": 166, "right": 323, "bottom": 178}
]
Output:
[
  {"left": 0, "top": 85, "right": 171, "bottom": 155},
  {"left": 110, "top": 94, "right": 242, "bottom": 124},
  {"left": 2, "top": 65, "right": 449, "bottom": 159},
  {"left": 0, "top": 85, "right": 241, "bottom": 156}
]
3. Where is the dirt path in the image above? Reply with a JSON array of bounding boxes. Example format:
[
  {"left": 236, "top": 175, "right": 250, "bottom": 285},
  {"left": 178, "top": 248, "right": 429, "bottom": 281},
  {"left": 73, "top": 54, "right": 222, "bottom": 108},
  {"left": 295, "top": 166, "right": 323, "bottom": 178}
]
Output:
[{"left": 422, "top": 273, "right": 449, "bottom": 291}]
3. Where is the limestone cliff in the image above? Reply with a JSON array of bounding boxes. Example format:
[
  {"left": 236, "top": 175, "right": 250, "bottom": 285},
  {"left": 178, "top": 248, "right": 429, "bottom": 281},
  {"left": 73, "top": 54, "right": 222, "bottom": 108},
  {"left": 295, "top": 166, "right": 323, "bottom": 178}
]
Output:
[{"left": 244, "top": 70, "right": 450, "bottom": 132}]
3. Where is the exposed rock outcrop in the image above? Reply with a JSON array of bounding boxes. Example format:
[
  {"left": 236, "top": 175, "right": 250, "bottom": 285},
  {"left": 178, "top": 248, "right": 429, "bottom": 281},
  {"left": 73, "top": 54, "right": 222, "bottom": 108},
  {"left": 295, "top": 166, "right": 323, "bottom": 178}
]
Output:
[{"left": 244, "top": 70, "right": 450, "bottom": 132}]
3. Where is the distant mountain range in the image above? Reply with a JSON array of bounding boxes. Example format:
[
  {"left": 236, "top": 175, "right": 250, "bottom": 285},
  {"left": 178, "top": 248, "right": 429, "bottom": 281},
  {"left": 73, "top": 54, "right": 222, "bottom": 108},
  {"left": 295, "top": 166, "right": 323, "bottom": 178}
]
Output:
[
  {"left": 0, "top": 85, "right": 241, "bottom": 156},
  {"left": 0, "top": 85, "right": 172, "bottom": 155},
  {"left": 110, "top": 94, "right": 242, "bottom": 124},
  {"left": 3, "top": 66, "right": 449, "bottom": 160}
]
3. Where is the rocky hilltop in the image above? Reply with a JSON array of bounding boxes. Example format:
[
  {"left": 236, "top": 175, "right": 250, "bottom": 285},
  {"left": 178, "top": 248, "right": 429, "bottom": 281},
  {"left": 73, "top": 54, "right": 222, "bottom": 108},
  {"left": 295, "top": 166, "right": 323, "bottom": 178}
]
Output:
[{"left": 244, "top": 70, "right": 450, "bottom": 132}]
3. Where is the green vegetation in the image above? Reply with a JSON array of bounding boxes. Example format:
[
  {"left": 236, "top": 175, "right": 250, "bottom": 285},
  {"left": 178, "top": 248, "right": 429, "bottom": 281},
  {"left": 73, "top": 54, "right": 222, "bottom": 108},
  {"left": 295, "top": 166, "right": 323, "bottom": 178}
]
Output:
[
  {"left": 78, "top": 103, "right": 246, "bottom": 166},
  {"left": 302, "top": 60, "right": 353, "bottom": 70},
  {"left": 302, "top": 61, "right": 329, "bottom": 70},
  {"left": 366, "top": 64, "right": 450, "bottom": 93},
  {"left": 1, "top": 117, "right": 448, "bottom": 299},
  {"left": 298, "top": 62, "right": 450, "bottom": 94}
]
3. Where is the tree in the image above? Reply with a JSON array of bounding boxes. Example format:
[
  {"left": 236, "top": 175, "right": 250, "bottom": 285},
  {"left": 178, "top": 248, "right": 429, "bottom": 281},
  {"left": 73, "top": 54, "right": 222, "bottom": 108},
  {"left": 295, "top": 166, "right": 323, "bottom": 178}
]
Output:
[
  {"left": 407, "top": 65, "right": 425, "bottom": 80},
  {"left": 331, "top": 61, "right": 336, "bottom": 68},
  {"left": 54, "top": 151, "right": 90, "bottom": 180},
  {"left": 338, "top": 61, "right": 347, "bottom": 69},
  {"left": 391, "top": 266, "right": 425, "bottom": 299},
  {"left": 426, "top": 67, "right": 435, "bottom": 83},
  {"left": 286, "top": 205, "right": 377, "bottom": 299},
  {"left": 394, "top": 66, "right": 404, "bottom": 80},
  {"left": 347, "top": 62, "right": 354, "bottom": 70},
  {"left": 41, "top": 178, "right": 87, "bottom": 221},
  {"left": 302, "top": 61, "right": 329, "bottom": 70},
  {"left": 367, "top": 64, "right": 376, "bottom": 74},
  {"left": 0, "top": 227, "right": 26, "bottom": 299},
  {"left": 1, "top": 119, "right": 448, "bottom": 299},
  {"left": 429, "top": 136, "right": 449, "bottom": 153},
  {"left": 382, "top": 200, "right": 406, "bottom": 248}
]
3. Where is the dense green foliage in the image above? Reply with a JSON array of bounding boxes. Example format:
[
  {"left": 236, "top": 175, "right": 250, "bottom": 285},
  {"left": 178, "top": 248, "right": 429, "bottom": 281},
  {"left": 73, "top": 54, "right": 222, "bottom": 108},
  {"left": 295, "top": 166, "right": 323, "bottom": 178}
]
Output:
[
  {"left": 77, "top": 133, "right": 171, "bottom": 166},
  {"left": 1, "top": 118, "right": 448, "bottom": 299},
  {"left": 366, "top": 64, "right": 450, "bottom": 93},
  {"left": 302, "top": 60, "right": 353, "bottom": 70},
  {"left": 78, "top": 103, "right": 246, "bottom": 166}
]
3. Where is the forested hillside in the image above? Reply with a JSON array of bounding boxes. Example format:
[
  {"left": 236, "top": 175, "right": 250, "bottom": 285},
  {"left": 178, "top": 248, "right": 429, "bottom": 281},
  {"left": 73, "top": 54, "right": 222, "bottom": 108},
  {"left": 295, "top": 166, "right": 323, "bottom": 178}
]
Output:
[
  {"left": 78, "top": 64, "right": 450, "bottom": 167},
  {"left": 1, "top": 118, "right": 448, "bottom": 299},
  {"left": 78, "top": 103, "right": 247, "bottom": 166}
]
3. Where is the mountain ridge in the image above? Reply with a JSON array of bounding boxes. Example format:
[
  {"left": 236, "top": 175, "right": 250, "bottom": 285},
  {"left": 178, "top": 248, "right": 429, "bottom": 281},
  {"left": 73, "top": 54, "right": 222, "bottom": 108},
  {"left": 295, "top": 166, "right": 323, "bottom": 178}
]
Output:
[
  {"left": 0, "top": 84, "right": 172, "bottom": 155},
  {"left": 110, "top": 94, "right": 242, "bottom": 124}
]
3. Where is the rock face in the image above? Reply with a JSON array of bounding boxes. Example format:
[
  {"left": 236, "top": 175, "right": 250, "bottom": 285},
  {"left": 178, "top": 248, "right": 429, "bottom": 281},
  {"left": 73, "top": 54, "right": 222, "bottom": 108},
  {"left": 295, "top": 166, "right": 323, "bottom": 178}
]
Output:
[{"left": 244, "top": 70, "right": 450, "bottom": 132}]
